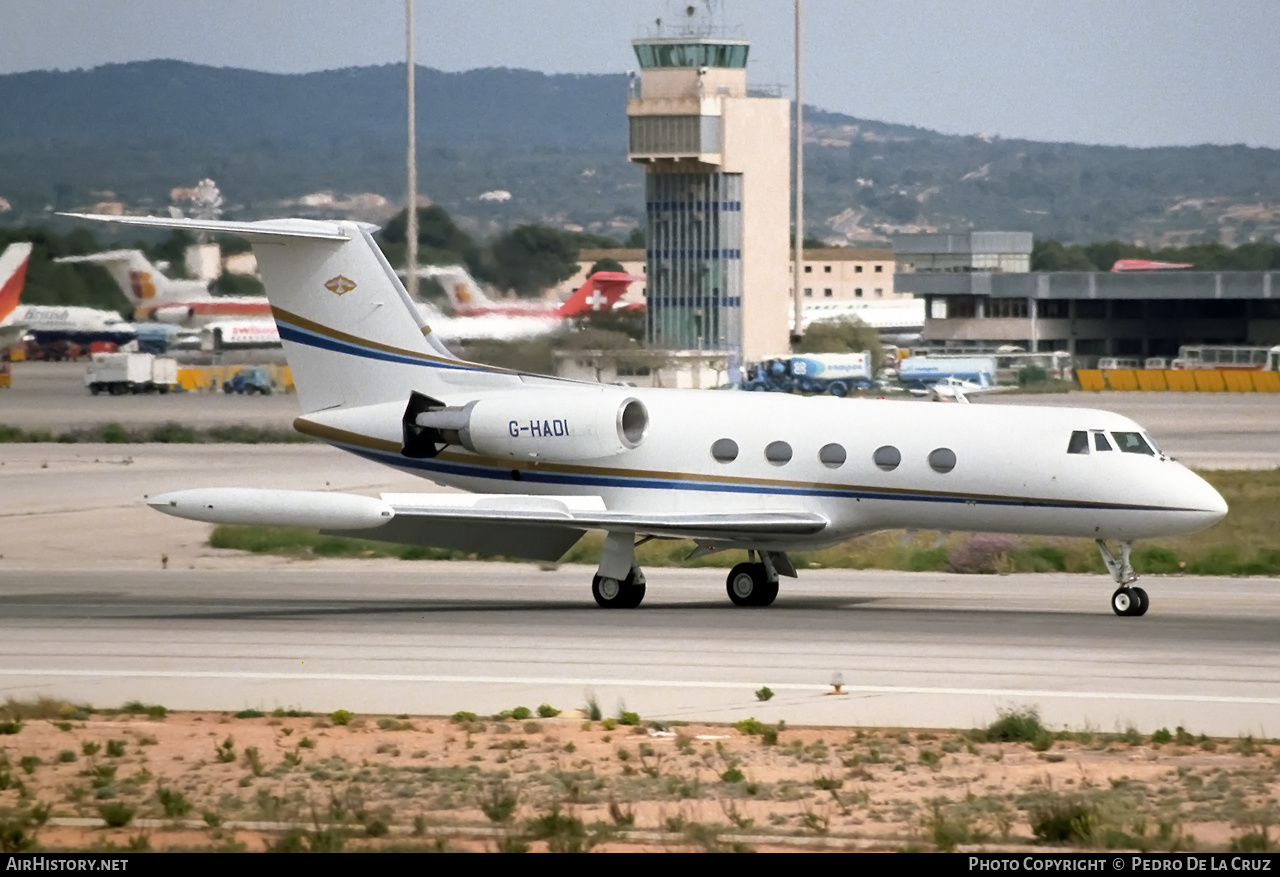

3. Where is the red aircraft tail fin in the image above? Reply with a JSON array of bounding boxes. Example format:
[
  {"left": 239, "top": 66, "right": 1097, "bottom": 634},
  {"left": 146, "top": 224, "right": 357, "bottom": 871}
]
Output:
[
  {"left": 0, "top": 243, "right": 33, "bottom": 323},
  {"left": 557, "top": 271, "right": 640, "bottom": 317}
]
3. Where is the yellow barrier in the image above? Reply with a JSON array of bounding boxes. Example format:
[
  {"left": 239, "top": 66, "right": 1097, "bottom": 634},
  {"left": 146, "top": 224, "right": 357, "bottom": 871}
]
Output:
[
  {"left": 8, "top": 347, "right": 25, "bottom": 362},
  {"left": 1222, "top": 371, "right": 1254, "bottom": 392},
  {"left": 1075, "top": 369, "right": 1106, "bottom": 391},
  {"left": 1164, "top": 370, "right": 1196, "bottom": 391},
  {"left": 1253, "top": 371, "right": 1280, "bottom": 392},
  {"left": 1104, "top": 369, "right": 1139, "bottom": 391},
  {"left": 1135, "top": 370, "right": 1167, "bottom": 391},
  {"left": 1192, "top": 370, "right": 1226, "bottom": 392}
]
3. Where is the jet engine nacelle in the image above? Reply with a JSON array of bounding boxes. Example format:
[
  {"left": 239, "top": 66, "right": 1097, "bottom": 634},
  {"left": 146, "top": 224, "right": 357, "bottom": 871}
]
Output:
[
  {"left": 406, "top": 389, "right": 649, "bottom": 462},
  {"left": 151, "top": 306, "right": 194, "bottom": 325}
]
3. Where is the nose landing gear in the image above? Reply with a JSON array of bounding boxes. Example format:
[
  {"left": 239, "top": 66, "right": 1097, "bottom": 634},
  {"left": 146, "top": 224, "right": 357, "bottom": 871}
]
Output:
[{"left": 1098, "top": 539, "right": 1149, "bottom": 617}]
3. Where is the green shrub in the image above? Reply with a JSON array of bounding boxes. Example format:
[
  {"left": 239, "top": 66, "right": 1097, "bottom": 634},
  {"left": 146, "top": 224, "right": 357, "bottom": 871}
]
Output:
[
  {"left": 720, "top": 767, "right": 745, "bottom": 783},
  {"left": 600, "top": 718, "right": 617, "bottom": 731},
  {"left": 584, "top": 695, "right": 603, "bottom": 722},
  {"left": 214, "top": 737, "right": 235, "bottom": 763},
  {"left": 755, "top": 686, "right": 774, "bottom": 702},
  {"left": 510, "top": 706, "right": 532, "bottom": 721},
  {"left": 983, "top": 707, "right": 1046, "bottom": 744},
  {"left": 1151, "top": 728, "right": 1173, "bottom": 744},
  {"left": 234, "top": 709, "right": 265, "bottom": 719},
  {"left": 536, "top": 704, "right": 560, "bottom": 718},
  {"left": 81, "top": 741, "right": 100, "bottom": 756},
  {"left": 330, "top": 709, "right": 354, "bottom": 726},
  {"left": 157, "top": 788, "right": 191, "bottom": 818},
  {"left": 0, "top": 722, "right": 21, "bottom": 736},
  {"left": 18, "top": 757, "right": 39, "bottom": 775},
  {"left": 450, "top": 711, "right": 477, "bottom": 724},
  {"left": 98, "top": 801, "right": 135, "bottom": 828},
  {"left": 57, "top": 750, "right": 76, "bottom": 764},
  {"left": 101, "top": 423, "right": 129, "bottom": 444},
  {"left": 121, "top": 701, "right": 168, "bottom": 719},
  {"left": 148, "top": 422, "right": 196, "bottom": 443},
  {"left": 618, "top": 711, "right": 640, "bottom": 726},
  {"left": 1029, "top": 797, "right": 1097, "bottom": 845},
  {"left": 105, "top": 739, "right": 126, "bottom": 758}
]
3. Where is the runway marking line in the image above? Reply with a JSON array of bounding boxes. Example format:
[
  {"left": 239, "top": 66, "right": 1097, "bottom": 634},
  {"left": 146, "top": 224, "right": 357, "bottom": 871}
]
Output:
[{"left": 2, "top": 669, "right": 1278, "bottom": 706}]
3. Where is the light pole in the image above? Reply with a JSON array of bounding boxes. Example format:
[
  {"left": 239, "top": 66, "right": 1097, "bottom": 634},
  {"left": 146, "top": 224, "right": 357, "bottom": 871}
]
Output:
[
  {"left": 406, "top": 0, "right": 418, "bottom": 294},
  {"left": 792, "top": 0, "right": 804, "bottom": 342}
]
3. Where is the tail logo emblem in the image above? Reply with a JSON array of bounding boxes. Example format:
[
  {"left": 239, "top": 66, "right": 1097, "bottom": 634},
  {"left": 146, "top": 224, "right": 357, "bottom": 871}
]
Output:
[{"left": 324, "top": 275, "right": 357, "bottom": 296}]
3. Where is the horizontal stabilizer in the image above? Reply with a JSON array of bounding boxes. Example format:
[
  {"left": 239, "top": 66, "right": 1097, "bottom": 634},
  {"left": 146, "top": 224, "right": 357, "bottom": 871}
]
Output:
[{"left": 58, "top": 213, "right": 359, "bottom": 242}]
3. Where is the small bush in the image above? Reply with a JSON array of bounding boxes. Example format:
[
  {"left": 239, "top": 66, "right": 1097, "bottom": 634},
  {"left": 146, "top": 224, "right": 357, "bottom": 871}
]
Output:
[
  {"left": 537, "top": 704, "right": 560, "bottom": 718},
  {"left": 1029, "top": 797, "right": 1098, "bottom": 844},
  {"left": 214, "top": 737, "right": 235, "bottom": 763},
  {"left": 330, "top": 709, "right": 354, "bottom": 726},
  {"left": 983, "top": 707, "right": 1047, "bottom": 744},
  {"left": 755, "top": 686, "right": 774, "bottom": 702},
  {"left": 510, "top": 706, "right": 532, "bottom": 721},
  {"left": 720, "top": 767, "right": 745, "bottom": 783},
  {"left": 1151, "top": 728, "right": 1173, "bottom": 744},
  {"left": 450, "top": 711, "right": 477, "bottom": 724},
  {"left": 947, "top": 534, "right": 1020, "bottom": 574},
  {"left": 121, "top": 701, "right": 167, "bottom": 719},
  {"left": 234, "top": 709, "right": 265, "bottom": 719},
  {"left": 157, "top": 788, "right": 191, "bottom": 818},
  {"left": 57, "top": 750, "right": 76, "bottom": 764},
  {"left": 105, "top": 739, "right": 126, "bottom": 758},
  {"left": 617, "top": 711, "right": 640, "bottom": 726},
  {"left": 364, "top": 820, "right": 389, "bottom": 838},
  {"left": 98, "top": 801, "right": 136, "bottom": 828},
  {"left": 81, "top": 741, "right": 101, "bottom": 756},
  {"left": 584, "top": 695, "right": 603, "bottom": 722},
  {"left": 600, "top": 718, "right": 617, "bottom": 731},
  {"left": 0, "top": 722, "right": 21, "bottom": 736}
]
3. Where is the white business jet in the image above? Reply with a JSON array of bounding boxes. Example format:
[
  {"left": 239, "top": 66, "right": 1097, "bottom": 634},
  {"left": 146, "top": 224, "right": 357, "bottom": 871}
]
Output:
[{"left": 66, "top": 214, "right": 1228, "bottom": 617}]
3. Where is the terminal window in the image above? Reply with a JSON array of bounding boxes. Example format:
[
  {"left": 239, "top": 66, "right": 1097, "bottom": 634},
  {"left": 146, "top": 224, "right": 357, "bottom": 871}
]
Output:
[
  {"left": 875, "top": 265, "right": 883, "bottom": 273},
  {"left": 824, "top": 289, "right": 832, "bottom": 297},
  {"left": 824, "top": 265, "right": 832, "bottom": 273},
  {"left": 804, "top": 265, "right": 812, "bottom": 273},
  {"left": 855, "top": 288, "right": 863, "bottom": 297},
  {"left": 804, "top": 288, "right": 812, "bottom": 297},
  {"left": 855, "top": 265, "right": 863, "bottom": 273}
]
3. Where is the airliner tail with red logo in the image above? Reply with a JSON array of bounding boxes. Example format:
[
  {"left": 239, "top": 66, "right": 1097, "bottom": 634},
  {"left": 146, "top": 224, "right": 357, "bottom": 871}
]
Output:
[
  {"left": 56, "top": 250, "right": 272, "bottom": 326},
  {"left": 421, "top": 265, "right": 640, "bottom": 319}
]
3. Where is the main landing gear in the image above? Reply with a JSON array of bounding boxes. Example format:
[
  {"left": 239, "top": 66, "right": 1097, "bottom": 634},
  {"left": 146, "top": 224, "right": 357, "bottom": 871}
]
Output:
[
  {"left": 726, "top": 550, "right": 794, "bottom": 607},
  {"left": 590, "top": 535, "right": 796, "bottom": 610},
  {"left": 1097, "top": 539, "right": 1149, "bottom": 617}
]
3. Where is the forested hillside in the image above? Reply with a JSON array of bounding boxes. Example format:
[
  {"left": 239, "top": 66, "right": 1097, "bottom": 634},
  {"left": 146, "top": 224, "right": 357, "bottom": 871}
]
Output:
[{"left": 2, "top": 61, "right": 1278, "bottom": 246}]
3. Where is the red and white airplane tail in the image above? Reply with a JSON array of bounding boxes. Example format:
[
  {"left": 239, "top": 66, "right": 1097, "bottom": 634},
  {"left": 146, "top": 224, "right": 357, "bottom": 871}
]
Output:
[
  {"left": 421, "top": 265, "right": 497, "bottom": 315},
  {"left": 556, "top": 271, "right": 642, "bottom": 318},
  {"left": 0, "top": 242, "right": 34, "bottom": 324}
]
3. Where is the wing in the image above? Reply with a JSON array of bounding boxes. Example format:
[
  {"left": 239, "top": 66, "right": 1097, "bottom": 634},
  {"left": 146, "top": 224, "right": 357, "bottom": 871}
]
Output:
[{"left": 148, "top": 488, "right": 828, "bottom": 563}]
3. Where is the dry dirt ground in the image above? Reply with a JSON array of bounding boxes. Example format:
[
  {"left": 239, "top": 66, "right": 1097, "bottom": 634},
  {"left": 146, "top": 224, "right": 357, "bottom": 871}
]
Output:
[{"left": 1, "top": 703, "right": 1277, "bottom": 853}]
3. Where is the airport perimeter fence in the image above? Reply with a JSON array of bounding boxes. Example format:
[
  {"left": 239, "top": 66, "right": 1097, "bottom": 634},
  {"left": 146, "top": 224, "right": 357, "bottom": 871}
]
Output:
[{"left": 1076, "top": 369, "right": 1280, "bottom": 392}]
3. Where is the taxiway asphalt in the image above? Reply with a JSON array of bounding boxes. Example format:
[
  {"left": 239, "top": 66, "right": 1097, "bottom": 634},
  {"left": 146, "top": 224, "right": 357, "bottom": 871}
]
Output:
[{"left": 1, "top": 567, "right": 1276, "bottom": 736}]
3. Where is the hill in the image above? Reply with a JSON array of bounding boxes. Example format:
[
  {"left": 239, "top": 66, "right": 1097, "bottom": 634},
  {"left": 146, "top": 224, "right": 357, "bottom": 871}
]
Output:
[{"left": 1, "top": 60, "right": 1278, "bottom": 246}]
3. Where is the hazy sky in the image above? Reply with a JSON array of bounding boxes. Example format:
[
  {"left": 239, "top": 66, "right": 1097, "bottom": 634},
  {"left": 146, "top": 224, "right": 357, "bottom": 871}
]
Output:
[{"left": 5, "top": 0, "right": 1280, "bottom": 148}]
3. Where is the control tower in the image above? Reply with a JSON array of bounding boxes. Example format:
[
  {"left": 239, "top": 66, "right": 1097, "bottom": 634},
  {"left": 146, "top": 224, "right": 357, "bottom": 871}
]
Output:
[{"left": 628, "top": 26, "right": 790, "bottom": 361}]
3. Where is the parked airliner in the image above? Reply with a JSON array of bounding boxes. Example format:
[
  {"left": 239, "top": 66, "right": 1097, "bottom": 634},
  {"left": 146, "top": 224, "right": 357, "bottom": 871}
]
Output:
[
  {"left": 68, "top": 214, "right": 1228, "bottom": 616},
  {"left": 0, "top": 242, "right": 34, "bottom": 347}
]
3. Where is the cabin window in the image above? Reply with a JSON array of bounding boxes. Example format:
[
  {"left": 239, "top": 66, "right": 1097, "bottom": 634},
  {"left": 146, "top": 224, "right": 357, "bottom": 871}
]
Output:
[
  {"left": 928, "top": 448, "right": 957, "bottom": 473},
  {"left": 872, "top": 445, "right": 901, "bottom": 471},
  {"left": 1093, "top": 433, "right": 1113, "bottom": 452},
  {"left": 764, "top": 441, "right": 793, "bottom": 465},
  {"left": 1112, "top": 432, "right": 1155, "bottom": 455},
  {"left": 711, "top": 438, "right": 739, "bottom": 463},
  {"left": 1067, "top": 431, "right": 1089, "bottom": 455},
  {"left": 818, "top": 443, "right": 847, "bottom": 468}
]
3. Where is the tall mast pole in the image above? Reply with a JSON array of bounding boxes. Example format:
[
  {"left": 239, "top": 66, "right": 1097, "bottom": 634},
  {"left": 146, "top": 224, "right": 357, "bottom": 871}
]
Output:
[
  {"left": 791, "top": 0, "right": 804, "bottom": 341},
  {"left": 406, "top": 0, "right": 418, "bottom": 295}
]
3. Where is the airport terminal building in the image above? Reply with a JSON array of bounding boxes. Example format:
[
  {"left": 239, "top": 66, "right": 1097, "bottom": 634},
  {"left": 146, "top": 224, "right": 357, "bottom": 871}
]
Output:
[{"left": 894, "top": 233, "right": 1280, "bottom": 363}]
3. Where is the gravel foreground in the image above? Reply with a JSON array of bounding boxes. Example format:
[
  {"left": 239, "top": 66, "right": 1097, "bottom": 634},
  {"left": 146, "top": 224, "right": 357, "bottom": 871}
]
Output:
[{"left": 1, "top": 704, "right": 1276, "bottom": 853}]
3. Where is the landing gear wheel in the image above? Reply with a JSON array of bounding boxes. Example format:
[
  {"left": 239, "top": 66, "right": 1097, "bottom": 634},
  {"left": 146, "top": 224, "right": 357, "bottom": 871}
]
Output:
[
  {"left": 592, "top": 572, "right": 645, "bottom": 609},
  {"left": 726, "top": 563, "right": 778, "bottom": 607},
  {"left": 1111, "top": 587, "right": 1146, "bottom": 617}
]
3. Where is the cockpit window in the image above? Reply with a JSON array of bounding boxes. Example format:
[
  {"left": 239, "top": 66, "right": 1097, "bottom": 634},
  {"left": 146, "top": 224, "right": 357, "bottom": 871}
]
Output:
[
  {"left": 1067, "top": 431, "right": 1089, "bottom": 455},
  {"left": 1093, "top": 433, "right": 1113, "bottom": 452},
  {"left": 1113, "top": 432, "right": 1155, "bottom": 455}
]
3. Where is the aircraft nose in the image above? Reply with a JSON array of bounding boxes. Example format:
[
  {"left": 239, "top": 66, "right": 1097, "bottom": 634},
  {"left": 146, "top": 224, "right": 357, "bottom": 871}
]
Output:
[{"left": 1190, "top": 474, "right": 1228, "bottom": 528}]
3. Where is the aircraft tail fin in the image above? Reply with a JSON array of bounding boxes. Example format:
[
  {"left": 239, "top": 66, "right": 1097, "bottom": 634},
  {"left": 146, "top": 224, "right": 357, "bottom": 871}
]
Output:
[
  {"left": 557, "top": 271, "right": 639, "bottom": 317},
  {"left": 60, "top": 214, "right": 518, "bottom": 413},
  {"left": 420, "top": 265, "right": 495, "bottom": 314},
  {"left": 55, "top": 249, "right": 175, "bottom": 305},
  {"left": 0, "top": 242, "right": 33, "bottom": 323}
]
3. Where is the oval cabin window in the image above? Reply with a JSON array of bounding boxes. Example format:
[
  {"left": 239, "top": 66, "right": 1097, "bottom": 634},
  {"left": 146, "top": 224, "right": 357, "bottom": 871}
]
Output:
[
  {"left": 711, "top": 438, "right": 739, "bottom": 463},
  {"left": 872, "top": 445, "right": 901, "bottom": 471}
]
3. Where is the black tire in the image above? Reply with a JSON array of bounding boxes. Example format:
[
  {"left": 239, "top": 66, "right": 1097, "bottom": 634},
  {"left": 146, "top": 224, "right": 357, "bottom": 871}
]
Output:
[
  {"left": 592, "top": 571, "right": 645, "bottom": 609},
  {"left": 828, "top": 381, "right": 849, "bottom": 398},
  {"left": 89, "top": 385, "right": 101, "bottom": 396},
  {"left": 727, "top": 562, "right": 775, "bottom": 607},
  {"left": 1130, "top": 586, "right": 1149, "bottom": 616},
  {"left": 1111, "top": 587, "right": 1141, "bottom": 617}
]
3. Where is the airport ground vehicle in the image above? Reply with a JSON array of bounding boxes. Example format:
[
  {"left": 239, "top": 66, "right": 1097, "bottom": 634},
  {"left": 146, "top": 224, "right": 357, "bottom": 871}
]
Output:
[
  {"left": 1171, "top": 345, "right": 1280, "bottom": 370},
  {"left": 222, "top": 367, "right": 273, "bottom": 395},
  {"left": 85, "top": 352, "right": 178, "bottom": 395},
  {"left": 743, "top": 353, "right": 872, "bottom": 396}
]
